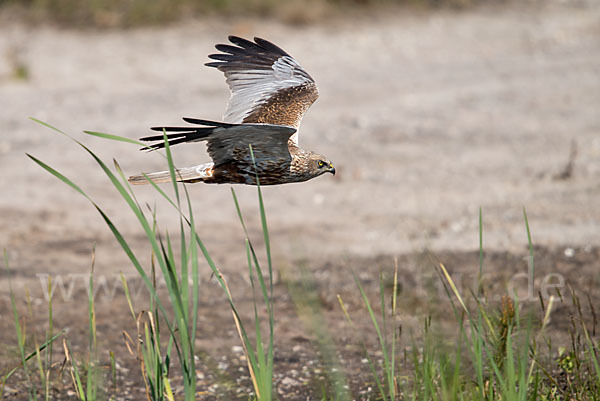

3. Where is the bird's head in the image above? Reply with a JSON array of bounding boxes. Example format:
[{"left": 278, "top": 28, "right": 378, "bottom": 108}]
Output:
[{"left": 308, "top": 153, "right": 335, "bottom": 177}]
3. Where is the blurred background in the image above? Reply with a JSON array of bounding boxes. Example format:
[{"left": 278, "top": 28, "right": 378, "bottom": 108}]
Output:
[
  {"left": 0, "top": 0, "right": 521, "bottom": 27},
  {"left": 1, "top": 0, "right": 598, "bottom": 261},
  {"left": 0, "top": 0, "right": 599, "bottom": 397}
]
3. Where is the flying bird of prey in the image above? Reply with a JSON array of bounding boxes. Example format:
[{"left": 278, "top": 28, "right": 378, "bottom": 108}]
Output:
[{"left": 128, "top": 36, "right": 335, "bottom": 186}]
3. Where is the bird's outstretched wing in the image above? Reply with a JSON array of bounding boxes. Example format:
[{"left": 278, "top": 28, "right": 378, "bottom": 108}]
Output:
[
  {"left": 206, "top": 36, "right": 318, "bottom": 141},
  {"left": 142, "top": 118, "right": 297, "bottom": 166}
]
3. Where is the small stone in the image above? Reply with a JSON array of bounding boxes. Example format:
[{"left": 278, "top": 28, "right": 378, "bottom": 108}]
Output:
[{"left": 280, "top": 377, "right": 300, "bottom": 387}]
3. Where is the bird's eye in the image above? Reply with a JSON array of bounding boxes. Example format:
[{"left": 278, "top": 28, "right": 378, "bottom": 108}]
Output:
[{"left": 317, "top": 160, "right": 324, "bottom": 168}]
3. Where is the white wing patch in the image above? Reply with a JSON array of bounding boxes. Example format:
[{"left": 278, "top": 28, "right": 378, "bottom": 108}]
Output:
[
  {"left": 206, "top": 36, "right": 318, "bottom": 137},
  {"left": 224, "top": 56, "right": 310, "bottom": 124}
]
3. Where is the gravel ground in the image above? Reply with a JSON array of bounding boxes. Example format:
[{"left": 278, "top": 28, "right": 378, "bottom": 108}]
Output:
[{"left": 0, "top": 1, "right": 599, "bottom": 398}]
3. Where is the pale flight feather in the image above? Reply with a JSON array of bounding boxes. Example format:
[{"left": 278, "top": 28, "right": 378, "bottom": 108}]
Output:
[{"left": 206, "top": 36, "right": 319, "bottom": 144}]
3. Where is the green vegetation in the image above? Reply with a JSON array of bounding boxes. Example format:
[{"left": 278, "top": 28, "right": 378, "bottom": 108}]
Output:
[
  {"left": 1, "top": 0, "right": 488, "bottom": 27},
  {"left": 1, "top": 120, "right": 599, "bottom": 399},
  {"left": 19, "top": 119, "right": 278, "bottom": 400}
]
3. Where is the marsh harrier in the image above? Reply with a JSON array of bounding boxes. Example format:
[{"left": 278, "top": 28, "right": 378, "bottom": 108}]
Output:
[{"left": 128, "top": 36, "right": 334, "bottom": 185}]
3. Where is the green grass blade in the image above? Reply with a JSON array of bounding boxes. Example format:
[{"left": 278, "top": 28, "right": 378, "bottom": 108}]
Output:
[
  {"left": 86, "top": 248, "right": 98, "bottom": 401},
  {"left": 63, "top": 338, "right": 86, "bottom": 400},
  {"left": 162, "top": 128, "right": 180, "bottom": 205},
  {"left": 178, "top": 219, "right": 189, "bottom": 330},
  {"left": 26, "top": 154, "right": 89, "bottom": 199},
  {"left": 184, "top": 186, "right": 200, "bottom": 348},
  {"left": 478, "top": 207, "right": 483, "bottom": 295},
  {"left": 30, "top": 117, "right": 68, "bottom": 135},
  {"left": 83, "top": 130, "right": 146, "bottom": 146},
  {"left": 120, "top": 272, "right": 137, "bottom": 320},
  {"left": 6, "top": 251, "right": 35, "bottom": 400},
  {"left": 338, "top": 294, "right": 387, "bottom": 399},
  {"left": 2, "top": 331, "right": 64, "bottom": 382},
  {"left": 353, "top": 272, "right": 391, "bottom": 400},
  {"left": 378, "top": 272, "right": 394, "bottom": 398},
  {"left": 32, "top": 336, "right": 46, "bottom": 400},
  {"left": 523, "top": 208, "right": 534, "bottom": 278},
  {"left": 44, "top": 275, "right": 54, "bottom": 399},
  {"left": 248, "top": 145, "right": 273, "bottom": 293}
]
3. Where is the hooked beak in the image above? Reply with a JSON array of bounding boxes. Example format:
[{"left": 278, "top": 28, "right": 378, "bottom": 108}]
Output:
[{"left": 329, "top": 164, "right": 336, "bottom": 176}]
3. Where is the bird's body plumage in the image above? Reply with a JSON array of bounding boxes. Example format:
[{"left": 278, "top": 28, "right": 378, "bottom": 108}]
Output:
[{"left": 128, "top": 36, "right": 334, "bottom": 186}]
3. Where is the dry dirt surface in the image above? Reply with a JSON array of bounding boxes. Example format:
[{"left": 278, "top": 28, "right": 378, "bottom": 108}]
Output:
[{"left": 0, "top": 1, "right": 599, "bottom": 399}]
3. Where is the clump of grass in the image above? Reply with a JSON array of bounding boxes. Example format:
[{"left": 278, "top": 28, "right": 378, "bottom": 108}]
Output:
[
  {"left": 4, "top": 245, "right": 118, "bottom": 400},
  {"left": 26, "top": 118, "right": 278, "bottom": 400},
  {"left": 338, "top": 264, "right": 400, "bottom": 400},
  {"left": 338, "top": 209, "right": 600, "bottom": 400},
  {"left": 2, "top": 251, "right": 63, "bottom": 400},
  {"left": 27, "top": 122, "right": 202, "bottom": 399},
  {"left": 60, "top": 245, "right": 102, "bottom": 401}
]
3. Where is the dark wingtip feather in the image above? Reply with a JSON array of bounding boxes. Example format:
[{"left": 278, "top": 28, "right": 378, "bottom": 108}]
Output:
[
  {"left": 224, "top": 35, "right": 290, "bottom": 56},
  {"left": 227, "top": 35, "right": 260, "bottom": 50},
  {"left": 142, "top": 131, "right": 195, "bottom": 141},
  {"left": 139, "top": 145, "right": 159, "bottom": 152},
  {"left": 207, "top": 36, "right": 293, "bottom": 74},
  {"left": 138, "top": 134, "right": 201, "bottom": 152},
  {"left": 253, "top": 37, "right": 289, "bottom": 56},
  {"left": 208, "top": 53, "right": 236, "bottom": 62},
  {"left": 138, "top": 121, "right": 232, "bottom": 150},
  {"left": 150, "top": 127, "right": 199, "bottom": 132},
  {"left": 215, "top": 44, "right": 246, "bottom": 55},
  {"left": 181, "top": 118, "right": 236, "bottom": 128}
]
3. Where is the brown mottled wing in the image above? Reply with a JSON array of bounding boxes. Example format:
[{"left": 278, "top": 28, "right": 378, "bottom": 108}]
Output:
[
  {"left": 206, "top": 36, "right": 318, "bottom": 141},
  {"left": 142, "top": 118, "right": 297, "bottom": 166}
]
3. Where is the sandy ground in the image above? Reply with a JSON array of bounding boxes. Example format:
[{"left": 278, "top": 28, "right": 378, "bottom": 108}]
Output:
[
  {"left": 0, "top": 1, "right": 599, "bottom": 398},
  {"left": 1, "top": 2, "right": 599, "bottom": 274}
]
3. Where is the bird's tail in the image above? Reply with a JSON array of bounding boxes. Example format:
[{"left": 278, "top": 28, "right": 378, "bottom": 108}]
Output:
[{"left": 128, "top": 163, "right": 214, "bottom": 185}]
